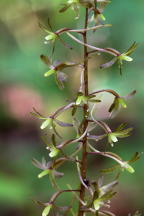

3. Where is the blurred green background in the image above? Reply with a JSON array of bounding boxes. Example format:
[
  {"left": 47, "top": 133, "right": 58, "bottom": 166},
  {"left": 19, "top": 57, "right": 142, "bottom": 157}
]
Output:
[{"left": 0, "top": 0, "right": 144, "bottom": 215}]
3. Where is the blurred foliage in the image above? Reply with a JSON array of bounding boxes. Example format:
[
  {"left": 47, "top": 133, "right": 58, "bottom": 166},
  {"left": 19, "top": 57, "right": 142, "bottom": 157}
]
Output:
[{"left": 0, "top": 0, "right": 144, "bottom": 215}]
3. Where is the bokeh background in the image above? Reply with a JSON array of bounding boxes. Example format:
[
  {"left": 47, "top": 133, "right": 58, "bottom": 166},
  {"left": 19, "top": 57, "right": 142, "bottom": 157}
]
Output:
[{"left": 0, "top": 0, "right": 144, "bottom": 215}]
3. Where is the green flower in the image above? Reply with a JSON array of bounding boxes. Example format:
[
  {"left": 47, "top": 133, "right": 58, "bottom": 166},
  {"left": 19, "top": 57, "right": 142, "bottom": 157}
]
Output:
[
  {"left": 39, "top": 23, "right": 58, "bottom": 44},
  {"left": 100, "top": 42, "right": 137, "bottom": 75},
  {"left": 44, "top": 31, "right": 57, "bottom": 44},
  {"left": 76, "top": 92, "right": 88, "bottom": 105},
  {"left": 109, "top": 90, "right": 136, "bottom": 118},
  {"left": 90, "top": 178, "right": 117, "bottom": 211},
  {"left": 109, "top": 97, "right": 127, "bottom": 117},
  {"left": 59, "top": 0, "right": 80, "bottom": 19},
  {"left": 107, "top": 124, "right": 133, "bottom": 147},
  {"left": 75, "top": 92, "right": 101, "bottom": 105},
  {"left": 118, "top": 41, "right": 137, "bottom": 65},
  {"left": 93, "top": 193, "right": 116, "bottom": 210},
  {"left": 31, "top": 107, "right": 73, "bottom": 138},
  {"left": 32, "top": 158, "right": 52, "bottom": 179},
  {"left": 60, "top": 0, "right": 100, "bottom": 19},
  {"left": 40, "top": 55, "right": 78, "bottom": 89},
  {"left": 108, "top": 133, "right": 118, "bottom": 145},
  {"left": 121, "top": 162, "right": 135, "bottom": 174},
  {"left": 40, "top": 118, "right": 54, "bottom": 130},
  {"left": 117, "top": 52, "right": 133, "bottom": 74},
  {"left": 90, "top": 11, "right": 106, "bottom": 25},
  {"left": 46, "top": 144, "right": 60, "bottom": 158},
  {"left": 89, "top": 0, "right": 110, "bottom": 25},
  {"left": 40, "top": 117, "right": 73, "bottom": 138},
  {"left": 32, "top": 158, "right": 64, "bottom": 179},
  {"left": 93, "top": 198, "right": 103, "bottom": 211},
  {"left": 44, "top": 61, "right": 76, "bottom": 79},
  {"left": 118, "top": 53, "right": 133, "bottom": 62},
  {"left": 41, "top": 134, "right": 60, "bottom": 158},
  {"left": 100, "top": 152, "right": 141, "bottom": 174}
]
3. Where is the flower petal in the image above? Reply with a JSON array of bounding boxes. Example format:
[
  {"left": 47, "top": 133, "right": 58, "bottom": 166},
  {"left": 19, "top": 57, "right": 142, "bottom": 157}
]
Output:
[
  {"left": 42, "top": 204, "right": 52, "bottom": 216},
  {"left": 38, "top": 169, "right": 50, "bottom": 178}
]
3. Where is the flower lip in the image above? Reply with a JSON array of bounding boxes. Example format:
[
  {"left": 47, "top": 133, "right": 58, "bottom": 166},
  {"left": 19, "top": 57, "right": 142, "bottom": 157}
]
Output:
[{"left": 119, "top": 53, "right": 133, "bottom": 62}]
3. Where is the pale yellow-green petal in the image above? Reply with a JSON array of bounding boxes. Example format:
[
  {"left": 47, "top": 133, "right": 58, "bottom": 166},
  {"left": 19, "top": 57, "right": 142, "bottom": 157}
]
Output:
[
  {"left": 49, "top": 148, "right": 60, "bottom": 158},
  {"left": 93, "top": 199, "right": 102, "bottom": 210},
  {"left": 44, "top": 69, "right": 55, "bottom": 77},
  {"left": 38, "top": 169, "right": 50, "bottom": 178},
  {"left": 42, "top": 204, "right": 52, "bottom": 216}
]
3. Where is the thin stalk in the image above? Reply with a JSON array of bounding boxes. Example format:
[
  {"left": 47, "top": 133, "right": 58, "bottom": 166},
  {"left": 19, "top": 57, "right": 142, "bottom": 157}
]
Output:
[
  {"left": 78, "top": 8, "right": 89, "bottom": 216},
  {"left": 89, "top": 89, "right": 120, "bottom": 97},
  {"left": 66, "top": 32, "right": 120, "bottom": 56},
  {"left": 56, "top": 24, "right": 111, "bottom": 34}
]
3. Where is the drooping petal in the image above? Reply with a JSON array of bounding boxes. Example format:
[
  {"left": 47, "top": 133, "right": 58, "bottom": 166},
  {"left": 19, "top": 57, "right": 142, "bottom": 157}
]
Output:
[
  {"left": 44, "top": 69, "right": 56, "bottom": 77},
  {"left": 38, "top": 169, "right": 50, "bottom": 178},
  {"left": 40, "top": 118, "right": 53, "bottom": 130},
  {"left": 42, "top": 204, "right": 52, "bottom": 216}
]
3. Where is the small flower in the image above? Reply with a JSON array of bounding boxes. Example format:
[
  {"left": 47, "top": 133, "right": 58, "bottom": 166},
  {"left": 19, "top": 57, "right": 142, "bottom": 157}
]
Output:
[
  {"left": 75, "top": 92, "right": 101, "bottom": 105},
  {"left": 93, "top": 198, "right": 103, "bottom": 211},
  {"left": 99, "top": 150, "right": 142, "bottom": 177},
  {"left": 40, "top": 117, "right": 73, "bottom": 130},
  {"left": 109, "top": 97, "right": 127, "bottom": 116},
  {"left": 117, "top": 52, "right": 133, "bottom": 75},
  {"left": 100, "top": 42, "right": 137, "bottom": 75},
  {"left": 90, "top": 10, "right": 106, "bottom": 25},
  {"left": 75, "top": 92, "right": 88, "bottom": 105},
  {"left": 60, "top": 0, "right": 99, "bottom": 19},
  {"left": 107, "top": 123, "right": 133, "bottom": 147},
  {"left": 32, "top": 158, "right": 64, "bottom": 179},
  {"left": 39, "top": 23, "right": 58, "bottom": 44},
  {"left": 46, "top": 141, "right": 60, "bottom": 158},
  {"left": 100, "top": 151, "right": 141, "bottom": 174},
  {"left": 92, "top": 179, "right": 117, "bottom": 211},
  {"left": 31, "top": 107, "right": 73, "bottom": 138},
  {"left": 118, "top": 53, "right": 133, "bottom": 62},
  {"left": 40, "top": 117, "right": 73, "bottom": 138},
  {"left": 40, "top": 118, "right": 54, "bottom": 130},
  {"left": 121, "top": 152, "right": 142, "bottom": 174},
  {"left": 108, "top": 90, "right": 136, "bottom": 118},
  {"left": 32, "top": 158, "right": 52, "bottom": 179},
  {"left": 108, "top": 133, "right": 118, "bottom": 145},
  {"left": 121, "top": 162, "right": 135, "bottom": 174},
  {"left": 48, "top": 147, "right": 60, "bottom": 158},
  {"left": 44, "top": 31, "right": 57, "bottom": 44},
  {"left": 59, "top": 0, "right": 80, "bottom": 19},
  {"left": 89, "top": 1, "right": 110, "bottom": 25},
  {"left": 44, "top": 62, "right": 68, "bottom": 89},
  {"left": 40, "top": 55, "right": 78, "bottom": 89},
  {"left": 41, "top": 134, "right": 60, "bottom": 158}
]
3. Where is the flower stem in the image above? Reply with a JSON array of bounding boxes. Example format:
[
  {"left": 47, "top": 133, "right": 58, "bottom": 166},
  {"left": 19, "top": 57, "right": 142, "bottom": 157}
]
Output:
[{"left": 78, "top": 8, "right": 89, "bottom": 216}]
